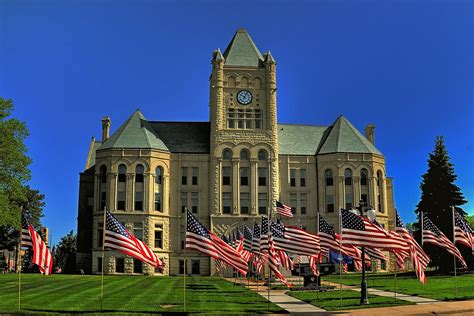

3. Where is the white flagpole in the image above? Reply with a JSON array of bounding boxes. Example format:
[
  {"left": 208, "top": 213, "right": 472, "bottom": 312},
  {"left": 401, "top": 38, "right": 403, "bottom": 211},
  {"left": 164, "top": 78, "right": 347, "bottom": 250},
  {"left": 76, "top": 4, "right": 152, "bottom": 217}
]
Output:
[
  {"left": 100, "top": 207, "right": 107, "bottom": 311},
  {"left": 452, "top": 206, "right": 457, "bottom": 298},
  {"left": 339, "top": 208, "right": 343, "bottom": 307},
  {"left": 184, "top": 208, "right": 188, "bottom": 312},
  {"left": 18, "top": 209, "right": 22, "bottom": 312},
  {"left": 421, "top": 211, "right": 424, "bottom": 246}
]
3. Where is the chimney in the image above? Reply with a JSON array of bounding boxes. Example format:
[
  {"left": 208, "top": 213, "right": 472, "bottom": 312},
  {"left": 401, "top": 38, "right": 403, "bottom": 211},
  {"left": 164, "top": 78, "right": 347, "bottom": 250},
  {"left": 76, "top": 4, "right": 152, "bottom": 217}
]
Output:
[
  {"left": 102, "top": 116, "right": 111, "bottom": 141},
  {"left": 365, "top": 124, "right": 375, "bottom": 145}
]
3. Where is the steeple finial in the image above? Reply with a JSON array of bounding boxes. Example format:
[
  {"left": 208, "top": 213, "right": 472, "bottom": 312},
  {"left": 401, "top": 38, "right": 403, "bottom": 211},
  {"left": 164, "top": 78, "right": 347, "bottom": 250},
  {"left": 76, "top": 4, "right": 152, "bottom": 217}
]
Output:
[
  {"left": 212, "top": 48, "right": 225, "bottom": 62},
  {"left": 264, "top": 50, "right": 276, "bottom": 64}
]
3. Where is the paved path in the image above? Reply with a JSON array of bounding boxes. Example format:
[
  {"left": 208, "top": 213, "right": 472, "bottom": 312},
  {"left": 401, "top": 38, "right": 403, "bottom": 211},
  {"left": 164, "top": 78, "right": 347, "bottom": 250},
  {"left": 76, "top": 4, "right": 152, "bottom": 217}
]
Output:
[
  {"left": 227, "top": 278, "right": 327, "bottom": 313},
  {"left": 323, "top": 281, "right": 439, "bottom": 304}
]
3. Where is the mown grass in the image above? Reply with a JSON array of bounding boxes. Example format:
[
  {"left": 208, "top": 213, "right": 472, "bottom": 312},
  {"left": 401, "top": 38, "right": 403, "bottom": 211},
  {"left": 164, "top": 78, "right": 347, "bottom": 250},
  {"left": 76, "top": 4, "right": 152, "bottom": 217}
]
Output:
[
  {"left": 0, "top": 274, "right": 284, "bottom": 314},
  {"left": 288, "top": 290, "right": 414, "bottom": 311},
  {"left": 322, "top": 272, "right": 474, "bottom": 301}
]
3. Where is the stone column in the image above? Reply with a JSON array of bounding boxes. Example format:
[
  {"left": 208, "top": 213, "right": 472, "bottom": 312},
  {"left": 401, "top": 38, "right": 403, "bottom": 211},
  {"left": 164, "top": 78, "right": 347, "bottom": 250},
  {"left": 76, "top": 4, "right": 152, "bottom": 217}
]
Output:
[
  {"left": 369, "top": 176, "right": 376, "bottom": 209},
  {"left": 217, "top": 159, "right": 222, "bottom": 215},
  {"left": 108, "top": 173, "right": 117, "bottom": 211},
  {"left": 163, "top": 174, "right": 169, "bottom": 215},
  {"left": 143, "top": 173, "right": 151, "bottom": 212},
  {"left": 232, "top": 159, "right": 240, "bottom": 215},
  {"left": 337, "top": 176, "right": 344, "bottom": 211},
  {"left": 382, "top": 177, "right": 388, "bottom": 213},
  {"left": 126, "top": 173, "right": 134, "bottom": 211},
  {"left": 250, "top": 159, "right": 258, "bottom": 215},
  {"left": 94, "top": 175, "right": 100, "bottom": 212},
  {"left": 353, "top": 176, "right": 361, "bottom": 207}
]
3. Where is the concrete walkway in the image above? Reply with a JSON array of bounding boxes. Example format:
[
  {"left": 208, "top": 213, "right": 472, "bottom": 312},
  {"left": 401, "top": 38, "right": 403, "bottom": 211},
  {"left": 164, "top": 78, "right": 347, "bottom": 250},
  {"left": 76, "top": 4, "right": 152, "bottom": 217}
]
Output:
[
  {"left": 323, "top": 281, "right": 439, "bottom": 304},
  {"left": 228, "top": 278, "right": 327, "bottom": 313}
]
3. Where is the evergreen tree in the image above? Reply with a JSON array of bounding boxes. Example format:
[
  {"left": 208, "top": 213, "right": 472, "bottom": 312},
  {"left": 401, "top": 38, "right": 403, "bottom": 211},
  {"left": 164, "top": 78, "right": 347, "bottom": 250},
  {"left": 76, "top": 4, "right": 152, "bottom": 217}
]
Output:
[
  {"left": 53, "top": 230, "right": 77, "bottom": 273},
  {"left": 415, "top": 136, "right": 467, "bottom": 273}
]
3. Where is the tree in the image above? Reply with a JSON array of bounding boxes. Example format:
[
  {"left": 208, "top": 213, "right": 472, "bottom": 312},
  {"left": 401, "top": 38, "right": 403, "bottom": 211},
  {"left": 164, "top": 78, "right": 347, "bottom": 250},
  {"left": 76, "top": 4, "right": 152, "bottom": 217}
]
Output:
[
  {"left": 415, "top": 136, "right": 468, "bottom": 273},
  {"left": 0, "top": 97, "right": 32, "bottom": 228},
  {"left": 54, "top": 230, "right": 77, "bottom": 273},
  {"left": 466, "top": 215, "right": 474, "bottom": 229}
]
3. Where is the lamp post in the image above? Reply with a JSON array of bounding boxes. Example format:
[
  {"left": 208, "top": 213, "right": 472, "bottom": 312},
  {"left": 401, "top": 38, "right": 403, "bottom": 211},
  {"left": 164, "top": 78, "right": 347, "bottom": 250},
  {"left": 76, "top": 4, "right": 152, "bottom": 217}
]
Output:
[{"left": 351, "top": 200, "right": 376, "bottom": 305}]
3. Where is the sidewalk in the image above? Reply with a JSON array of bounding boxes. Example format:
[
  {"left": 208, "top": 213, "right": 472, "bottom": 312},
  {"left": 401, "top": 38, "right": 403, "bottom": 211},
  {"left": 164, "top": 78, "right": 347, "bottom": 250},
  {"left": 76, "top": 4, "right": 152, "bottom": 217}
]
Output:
[{"left": 323, "top": 281, "right": 438, "bottom": 304}]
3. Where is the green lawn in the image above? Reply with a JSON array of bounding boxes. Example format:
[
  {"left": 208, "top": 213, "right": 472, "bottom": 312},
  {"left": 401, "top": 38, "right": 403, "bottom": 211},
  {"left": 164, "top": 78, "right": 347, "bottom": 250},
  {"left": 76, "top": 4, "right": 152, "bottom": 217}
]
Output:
[
  {"left": 288, "top": 290, "right": 414, "bottom": 311},
  {"left": 0, "top": 274, "right": 284, "bottom": 314},
  {"left": 322, "top": 272, "right": 474, "bottom": 301}
]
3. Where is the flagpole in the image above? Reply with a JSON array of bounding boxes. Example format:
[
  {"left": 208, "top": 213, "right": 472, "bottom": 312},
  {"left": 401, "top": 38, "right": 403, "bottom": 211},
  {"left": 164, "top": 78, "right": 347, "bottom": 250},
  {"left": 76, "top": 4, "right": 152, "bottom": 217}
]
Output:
[
  {"left": 100, "top": 207, "right": 107, "bottom": 311},
  {"left": 394, "top": 256, "right": 397, "bottom": 301},
  {"left": 339, "top": 208, "right": 342, "bottom": 308},
  {"left": 267, "top": 151, "right": 273, "bottom": 312},
  {"left": 18, "top": 208, "right": 23, "bottom": 311},
  {"left": 184, "top": 208, "right": 187, "bottom": 313},
  {"left": 421, "top": 211, "right": 424, "bottom": 246},
  {"left": 452, "top": 206, "right": 457, "bottom": 298}
]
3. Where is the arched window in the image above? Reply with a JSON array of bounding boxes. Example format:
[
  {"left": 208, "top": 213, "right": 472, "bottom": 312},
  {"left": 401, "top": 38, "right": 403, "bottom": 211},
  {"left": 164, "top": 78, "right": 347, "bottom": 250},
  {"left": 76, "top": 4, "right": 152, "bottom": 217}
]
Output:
[
  {"left": 222, "top": 149, "right": 232, "bottom": 160},
  {"left": 99, "top": 166, "right": 107, "bottom": 211},
  {"left": 240, "top": 149, "right": 250, "bottom": 160},
  {"left": 377, "top": 170, "right": 384, "bottom": 213},
  {"left": 360, "top": 169, "right": 368, "bottom": 186},
  {"left": 344, "top": 168, "right": 353, "bottom": 209},
  {"left": 154, "top": 167, "right": 163, "bottom": 212},
  {"left": 324, "top": 169, "right": 334, "bottom": 213},
  {"left": 117, "top": 164, "right": 127, "bottom": 210},
  {"left": 258, "top": 149, "right": 268, "bottom": 161},
  {"left": 135, "top": 164, "right": 144, "bottom": 211}
]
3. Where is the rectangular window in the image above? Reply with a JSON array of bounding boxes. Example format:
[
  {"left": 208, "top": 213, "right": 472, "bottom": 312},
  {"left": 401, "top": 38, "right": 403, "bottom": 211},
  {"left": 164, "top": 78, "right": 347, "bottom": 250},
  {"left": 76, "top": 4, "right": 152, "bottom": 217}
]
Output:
[
  {"left": 240, "top": 167, "right": 249, "bottom": 186},
  {"left": 290, "top": 193, "right": 297, "bottom": 214},
  {"left": 300, "top": 193, "right": 307, "bottom": 215},
  {"left": 98, "top": 223, "right": 103, "bottom": 248},
  {"left": 191, "top": 192, "right": 198, "bottom": 213},
  {"left": 192, "top": 167, "right": 198, "bottom": 185},
  {"left": 180, "top": 228, "right": 185, "bottom": 250},
  {"left": 100, "top": 191, "right": 106, "bottom": 211},
  {"left": 245, "top": 109, "right": 252, "bottom": 129},
  {"left": 326, "top": 194, "right": 335, "bottom": 213},
  {"left": 290, "top": 169, "right": 296, "bottom": 187},
  {"left": 258, "top": 167, "right": 267, "bottom": 186},
  {"left": 345, "top": 177, "right": 352, "bottom": 186},
  {"left": 117, "top": 175, "right": 126, "bottom": 210},
  {"left": 133, "top": 222, "right": 143, "bottom": 240},
  {"left": 240, "top": 193, "right": 250, "bottom": 214},
  {"left": 134, "top": 191, "right": 143, "bottom": 211},
  {"left": 378, "top": 195, "right": 383, "bottom": 213},
  {"left": 227, "top": 109, "right": 235, "bottom": 129},
  {"left": 361, "top": 177, "right": 368, "bottom": 186},
  {"left": 155, "top": 224, "right": 163, "bottom": 248},
  {"left": 325, "top": 177, "right": 333, "bottom": 186},
  {"left": 115, "top": 258, "right": 125, "bottom": 273},
  {"left": 133, "top": 259, "right": 143, "bottom": 274},
  {"left": 237, "top": 110, "right": 244, "bottom": 129},
  {"left": 179, "top": 259, "right": 185, "bottom": 274},
  {"left": 255, "top": 109, "right": 261, "bottom": 129},
  {"left": 154, "top": 192, "right": 161, "bottom": 212},
  {"left": 181, "top": 192, "right": 187, "bottom": 213},
  {"left": 222, "top": 167, "right": 231, "bottom": 186},
  {"left": 258, "top": 193, "right": 267, "bottom": 215},
  {"left": 191, "top": 260, "right": 200, "bottom": 275},
  {"left": 97, "top": 257, "right": 102, "bottom": 273},
  {"left": 361, "top": 194, "right": 368, "bottom": 206},
  {"left": 181, "top": 167, "right": 188, "bottom": 185},
  {"left": 222, "top": 192, "right": 232, "bottom": 214},
  {"left": 300, "top": 169, "right": 306, "bottom": 187}
]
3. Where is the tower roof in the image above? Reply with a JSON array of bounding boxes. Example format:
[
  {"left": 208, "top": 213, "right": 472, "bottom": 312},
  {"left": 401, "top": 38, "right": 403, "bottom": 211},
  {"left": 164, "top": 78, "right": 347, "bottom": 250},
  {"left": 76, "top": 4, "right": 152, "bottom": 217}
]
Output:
[
  {"left": 318, "top": 115, "right": 382, "bottom": 155},
  {"left": 222, "top": 28, "right": 264, "bottom": 67},
  {"left": 99, "top": 110, "right": 169, "bottom": 151}
]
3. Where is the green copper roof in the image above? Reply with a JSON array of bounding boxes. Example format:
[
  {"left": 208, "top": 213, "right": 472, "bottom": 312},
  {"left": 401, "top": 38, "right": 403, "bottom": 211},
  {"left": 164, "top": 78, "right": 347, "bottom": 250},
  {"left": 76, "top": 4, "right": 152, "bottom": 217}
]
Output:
[
  {"left": 318, "top": 115, "right": 382, "bottom": 155},
  {"left": 223, "top": 29, "right": 264, "bottom": 67},
  {"left": 99, "top": 110, "right": 169, "bottom": 151},
  {"left": 278, "top": 124, "right": 328, "bottom": 155}
]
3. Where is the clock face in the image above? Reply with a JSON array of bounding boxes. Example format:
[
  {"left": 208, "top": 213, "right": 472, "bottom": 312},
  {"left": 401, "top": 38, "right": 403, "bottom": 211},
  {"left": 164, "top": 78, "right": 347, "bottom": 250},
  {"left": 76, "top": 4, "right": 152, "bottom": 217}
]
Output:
[{"left": 237, "top": 90, "right": 253, "bottom": 105}]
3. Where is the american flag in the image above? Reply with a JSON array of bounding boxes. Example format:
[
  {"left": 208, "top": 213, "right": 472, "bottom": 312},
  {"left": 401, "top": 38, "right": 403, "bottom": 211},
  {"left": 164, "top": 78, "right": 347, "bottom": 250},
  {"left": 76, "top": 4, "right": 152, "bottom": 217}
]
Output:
[
  {"left": 251, "top": 223, "right": 261, "bottom": 253},
  {"left": 277, "top": 250, "right": 293, "bottom": 270},
  {"left": 454, "top": 209, "right": 474, "bottom": 250},
  {"left": 215, "top": 259, "right": 226, "bottom": 273},
  {"left": 341, "top": 209, "right": 408, "bottom": 251},
  {"left": 260, "top": 217, "right": 269, "bottom": 253},
  {"left": 276, "top": 201, "right": 293, "bottom": 218},
  {"left": 422, "top": 213, "right": 467, "bottom": 269},
  {"left": 22, "top": 212, "right": 53, "bottom": 275},
  {"left": 104, "top": 210, "right": 163, "bottom": 268},
  {"left": 318, "top": 214, "right": 341, "bottom": 252},
  {"left": 309, "top": 255, "right": 320, "bottom": 276},
  {"left": 395, "top": 212, "right": 429, "bottom": 283},
  {"left": 243, "top": 225, "right": 253, "bottom": 251},
  {"left": 186, "top": 211, "right": 248, "bottom": 276},
  {"left": 271, "top": 220, "right": 320, "bottom": 257},
  {"left": 268, "top": 235, "right": 292, "bottom": 287},
  {"left": 365, "top": 247, "right": 386, "bottom": 262}
]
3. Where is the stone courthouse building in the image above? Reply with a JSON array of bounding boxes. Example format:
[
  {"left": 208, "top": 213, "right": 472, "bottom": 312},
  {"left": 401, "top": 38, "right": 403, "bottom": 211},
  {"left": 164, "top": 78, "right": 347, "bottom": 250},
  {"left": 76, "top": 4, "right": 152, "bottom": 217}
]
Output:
[{"left": 76, "top": 29, "right": 395, "bottom": 275}]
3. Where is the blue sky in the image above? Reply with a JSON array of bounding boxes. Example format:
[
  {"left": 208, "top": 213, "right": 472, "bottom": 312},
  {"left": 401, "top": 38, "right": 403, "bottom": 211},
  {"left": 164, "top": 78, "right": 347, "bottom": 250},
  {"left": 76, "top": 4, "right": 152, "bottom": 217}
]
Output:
[{"left": 1, "top": 0, "right": 472, "bottom": 244}]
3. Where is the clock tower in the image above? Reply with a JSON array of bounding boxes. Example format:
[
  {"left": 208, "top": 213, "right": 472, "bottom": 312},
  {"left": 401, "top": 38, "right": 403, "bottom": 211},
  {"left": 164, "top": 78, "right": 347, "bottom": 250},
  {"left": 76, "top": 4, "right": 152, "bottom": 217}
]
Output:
[{"left": 209, "top": 29, "right": 280, "bottom": 223}]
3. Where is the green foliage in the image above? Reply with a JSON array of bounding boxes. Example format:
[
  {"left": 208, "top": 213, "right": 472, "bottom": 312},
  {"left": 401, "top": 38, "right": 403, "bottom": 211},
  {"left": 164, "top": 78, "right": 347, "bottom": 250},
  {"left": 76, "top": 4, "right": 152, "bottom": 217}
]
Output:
[
  {"left": 415, "top": 136, "right": 468, "bottom": 272},
  {"left": 466, "top": 215, "right": 474, "bottom": 229},
  {"left": 289, "top": 290, "right": 413, "bottom": 311},
  {"left": 53, "top": 230, "right": 77, "bottom": 273},
  {"left": 0, "top": 97, "right": 32, "bottom": 228},
  {"left": 0, "top": 275, "right": 283, "bottom": 313}
]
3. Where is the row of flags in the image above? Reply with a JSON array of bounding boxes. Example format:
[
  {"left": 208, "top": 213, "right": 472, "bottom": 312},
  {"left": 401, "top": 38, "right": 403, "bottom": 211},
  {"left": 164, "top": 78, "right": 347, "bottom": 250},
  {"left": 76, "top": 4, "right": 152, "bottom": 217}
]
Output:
[{"left": 20, "top": 205, "right": 472, "bottom": 286}]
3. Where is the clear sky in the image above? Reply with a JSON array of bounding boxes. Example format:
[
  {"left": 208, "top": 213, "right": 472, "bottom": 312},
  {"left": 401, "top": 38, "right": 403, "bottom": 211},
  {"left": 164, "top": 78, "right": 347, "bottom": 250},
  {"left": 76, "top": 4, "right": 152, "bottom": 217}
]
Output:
[{"left": 0, "top": 0, "right": 473, "bottom": 245}]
